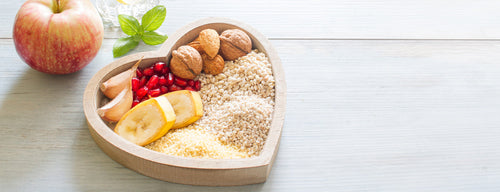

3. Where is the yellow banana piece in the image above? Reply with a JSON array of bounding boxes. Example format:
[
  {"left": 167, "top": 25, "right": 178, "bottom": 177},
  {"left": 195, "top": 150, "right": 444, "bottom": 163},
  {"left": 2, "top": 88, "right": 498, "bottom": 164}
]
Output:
[
  {"left": 114, "top": 96, "right": 176, "bottom": 146},
  {"left": 163, "top": 90, "right": 203, "bottom": 129}
]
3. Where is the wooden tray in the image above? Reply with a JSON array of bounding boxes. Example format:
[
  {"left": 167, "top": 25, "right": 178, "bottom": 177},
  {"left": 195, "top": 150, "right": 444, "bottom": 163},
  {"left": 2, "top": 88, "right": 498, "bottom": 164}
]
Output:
[{"left": 83, "top": 17, "right": 286, "bottom": 186}]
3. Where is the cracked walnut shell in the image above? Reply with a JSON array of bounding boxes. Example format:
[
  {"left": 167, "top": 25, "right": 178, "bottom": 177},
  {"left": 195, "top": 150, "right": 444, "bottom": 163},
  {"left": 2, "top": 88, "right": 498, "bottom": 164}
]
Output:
[
  {"left": 219, "top": 29, "right": 252, "bottom": 61},
  {"left": 202, "top": 53, "right": 224, "bottom": 75},
  {"left": 169, "top": 45, "right": 203, "bottom": 79}
]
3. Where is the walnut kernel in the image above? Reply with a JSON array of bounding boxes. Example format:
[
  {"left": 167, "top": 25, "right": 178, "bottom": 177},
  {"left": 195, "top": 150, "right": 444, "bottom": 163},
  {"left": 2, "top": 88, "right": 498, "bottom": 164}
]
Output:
[{"left": 202, "top": 53, "right": 224, "bottom": 75}]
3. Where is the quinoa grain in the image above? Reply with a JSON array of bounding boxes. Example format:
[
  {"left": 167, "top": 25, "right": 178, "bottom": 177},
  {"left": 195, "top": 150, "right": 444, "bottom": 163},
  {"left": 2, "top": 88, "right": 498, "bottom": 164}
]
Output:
[{"left": 146, "top": 50, "right": 275, "bottom": 158}]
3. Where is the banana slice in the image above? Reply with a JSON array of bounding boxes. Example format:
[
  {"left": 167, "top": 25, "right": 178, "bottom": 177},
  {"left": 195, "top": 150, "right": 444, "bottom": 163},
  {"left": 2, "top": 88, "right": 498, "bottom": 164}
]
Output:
[
  {"left": 163, "top": 90, "right": 203, "bottom": 129},
  {"left": 114, "top": 96, "right": 176, "bottom": 146}
]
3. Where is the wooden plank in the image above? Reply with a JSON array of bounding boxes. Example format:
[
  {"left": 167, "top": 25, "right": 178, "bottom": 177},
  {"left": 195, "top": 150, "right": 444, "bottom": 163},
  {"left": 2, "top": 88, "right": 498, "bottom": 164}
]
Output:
[
  {"left": 5, "top": 0, "right": 500, "bottom": 39},
  {"left": 2, "top": 39, "right": 500, "bottom": 190}
]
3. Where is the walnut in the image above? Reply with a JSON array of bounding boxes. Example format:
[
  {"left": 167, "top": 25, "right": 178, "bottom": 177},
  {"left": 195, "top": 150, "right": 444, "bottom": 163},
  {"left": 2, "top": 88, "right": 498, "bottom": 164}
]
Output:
[
  {"left": 199, "top": 29, "right": 220, "bottom": 59},
  {"left": 202, "top": 53, "right": 224, "bottom": 75},
  {"left": 187, "top": 36, "right": 204, "bottom": 54},
  {"left": 219, "top": 29, "right": 252, "bottom": 61},
  {"left": 169, "top": 45, "right": 202, "bottom": 79}
]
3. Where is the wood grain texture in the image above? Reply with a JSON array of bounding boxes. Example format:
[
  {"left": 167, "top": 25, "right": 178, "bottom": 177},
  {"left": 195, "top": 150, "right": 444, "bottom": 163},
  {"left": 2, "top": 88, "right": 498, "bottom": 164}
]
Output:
[
  {"left": 5, "top": 0, "right": 500, "bottom": 39},
  {"left": 4, "top": 1, "right": 500, "bottom": 190},
  {"left": 3, "top": 38, "right": 500, "bottom": 191}
]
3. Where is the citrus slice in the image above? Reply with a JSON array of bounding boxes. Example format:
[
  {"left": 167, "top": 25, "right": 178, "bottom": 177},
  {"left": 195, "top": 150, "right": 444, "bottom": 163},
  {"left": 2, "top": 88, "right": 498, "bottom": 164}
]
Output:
[
  {"left": 163, "top": 90, "right": 203, "bottom": 129},
  {"left": 114, "top": 96, "right": 176, "bottom": 146},
  {"left": 116, "top": 0, "right": 139, "bottom": 5}
]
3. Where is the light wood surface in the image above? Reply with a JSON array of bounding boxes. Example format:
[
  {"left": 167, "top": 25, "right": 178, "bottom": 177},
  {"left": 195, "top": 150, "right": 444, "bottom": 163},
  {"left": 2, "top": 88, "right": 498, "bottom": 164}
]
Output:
[{"left": 3, "top": 0, "right": 500, "bottom": 191}]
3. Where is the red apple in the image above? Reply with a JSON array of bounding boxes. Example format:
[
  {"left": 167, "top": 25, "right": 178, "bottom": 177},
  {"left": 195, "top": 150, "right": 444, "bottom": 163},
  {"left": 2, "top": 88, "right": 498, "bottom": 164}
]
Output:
[{"left": 13, "top": 0, "right": 103, "bottom": 74}]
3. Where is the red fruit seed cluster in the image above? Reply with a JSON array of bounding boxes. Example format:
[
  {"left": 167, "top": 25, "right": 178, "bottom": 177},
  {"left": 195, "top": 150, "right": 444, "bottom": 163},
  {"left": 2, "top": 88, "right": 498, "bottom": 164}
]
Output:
[{"left": 132, "top": 61, "right": 201, "bottom": 107}]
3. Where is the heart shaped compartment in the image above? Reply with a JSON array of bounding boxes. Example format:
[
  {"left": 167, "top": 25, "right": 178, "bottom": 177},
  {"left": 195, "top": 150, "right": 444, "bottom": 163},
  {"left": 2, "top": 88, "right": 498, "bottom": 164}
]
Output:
[{"left": 83, "top": 17, "right": 286, "bottom": 186}]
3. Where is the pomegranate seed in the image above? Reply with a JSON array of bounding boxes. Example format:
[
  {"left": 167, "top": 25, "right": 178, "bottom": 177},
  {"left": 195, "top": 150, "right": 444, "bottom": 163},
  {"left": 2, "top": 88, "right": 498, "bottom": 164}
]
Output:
[
  {"left": 132, "top": 99, "right": 140, "bottom": 107},
  {"left": 146, "top": 75, "right": 159, "bottom": 89},
  {"left": 141, "top": 97, "right": 149, "bottom": 102},
  {"left": 169, "top": 84, "right": 182, "bottom": 92},
  {"left": 148, "top": 88, "right": 161, "bottom": 97},
  {"left": 136, "top": 68, "right": 143, "bottom": 78},
  {"left": 161, "top": 67, "right": 169, "bottom": 75},
  {"left": 160, "top": 86, "right": 168, "bottom": 94},
  {"left": 187, "top": 79, "right": 195, "bottom": 87},
  {"left": 136, "top": 87, "right": 148, "bottom": 98},
  {"left": 158, "top": 76, "right": 167, "bottom": 86},
  {"left": 131, "top": 77, "right": 140, "bottom": 91},
  {"left": 194, "top": 81, "right": 201, "bottom": 91},
  {"left": 185, "top": 86, "right": 196, "bottom": 91},
  {"left": 143, "top": 67, "right": 154, "bottom": 76},
  {"left": 166, "top": 73, "right": 174, "bottom": 86},
  {"left": 153, "top": 61, "right": 166, "bottom": 72},
  {"left": 139, "top": 76, "right": 148, "bottom": 87},
  {"left": 174, "top": 77, "right": 187, "bottom": 87}
]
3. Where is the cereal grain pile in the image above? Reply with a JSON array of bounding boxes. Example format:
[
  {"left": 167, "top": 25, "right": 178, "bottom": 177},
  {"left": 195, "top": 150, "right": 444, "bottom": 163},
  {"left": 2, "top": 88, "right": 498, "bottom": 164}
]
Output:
[{"left": 146, "top": 50, "right": 275, "bottom": 158}]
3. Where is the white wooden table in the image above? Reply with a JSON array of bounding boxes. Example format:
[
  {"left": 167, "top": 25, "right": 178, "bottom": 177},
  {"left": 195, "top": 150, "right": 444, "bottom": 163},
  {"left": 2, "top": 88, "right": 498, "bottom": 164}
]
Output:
[{"left": 2, "top": 0, "right": 500, "bottom": 191}]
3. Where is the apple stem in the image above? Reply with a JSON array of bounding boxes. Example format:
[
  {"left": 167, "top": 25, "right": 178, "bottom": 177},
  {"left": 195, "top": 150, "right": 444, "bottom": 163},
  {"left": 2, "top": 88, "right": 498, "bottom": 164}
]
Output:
[{"left": 53, "top": 0, "right": 61, "bottom": 13}]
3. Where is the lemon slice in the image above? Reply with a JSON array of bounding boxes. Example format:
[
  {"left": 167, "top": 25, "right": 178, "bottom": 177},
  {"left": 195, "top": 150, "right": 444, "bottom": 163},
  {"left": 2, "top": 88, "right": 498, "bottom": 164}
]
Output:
[
  {"left": 116, "top": 0, "right": 140, "bottom": 5},
  {"left": 163, "top": 90, "right": 203, "bottom": 129},
  {"left": 114, "top": 96, "right": 176, "bottom": 146}
]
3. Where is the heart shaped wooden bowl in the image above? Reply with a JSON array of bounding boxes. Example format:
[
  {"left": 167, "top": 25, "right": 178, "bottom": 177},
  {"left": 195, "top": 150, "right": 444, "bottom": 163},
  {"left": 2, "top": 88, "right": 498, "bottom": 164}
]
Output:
[{"left": 83, "top": 17, "right": 286, "bottom": 186}]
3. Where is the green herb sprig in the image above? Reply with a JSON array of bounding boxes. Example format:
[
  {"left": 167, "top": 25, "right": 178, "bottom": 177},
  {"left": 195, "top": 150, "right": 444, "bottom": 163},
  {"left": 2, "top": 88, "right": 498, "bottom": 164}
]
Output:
[{"left": 113, "top": 5, "right": 168, "bottom": 57}]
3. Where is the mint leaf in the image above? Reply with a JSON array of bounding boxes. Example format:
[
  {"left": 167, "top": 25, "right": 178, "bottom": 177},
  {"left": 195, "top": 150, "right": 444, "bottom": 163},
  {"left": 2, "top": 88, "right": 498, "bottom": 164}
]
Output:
[
  {"left": 113, "top": 36, "right": 139, "bottom": 57},
  {"left": 141, "top": 31, "right": 168, "bottom": 45},
  {"left": 113, "top": 6, "right": 168, "bottom": 57},
  {"left": 141, "top": 5, "right": 166, "bottom": 31},
  {"left": 118, "top": 15, "right": 141, "bottom": 36}
]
